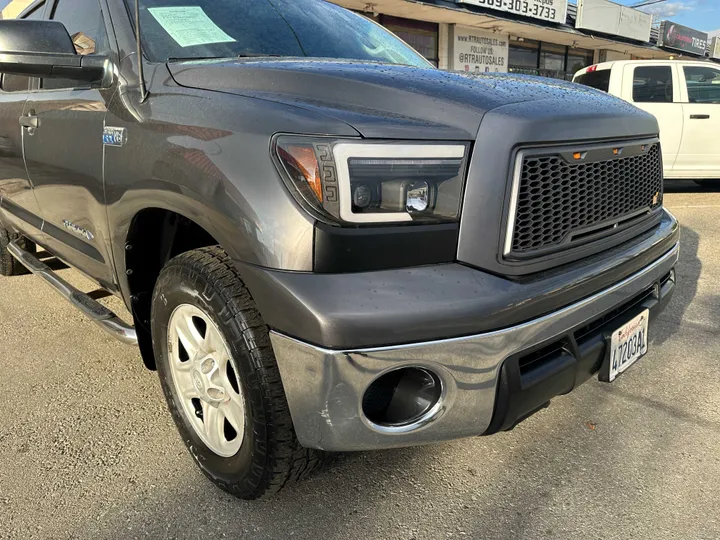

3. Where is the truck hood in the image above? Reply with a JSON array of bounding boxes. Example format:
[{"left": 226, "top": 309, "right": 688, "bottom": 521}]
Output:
[{"left": 168, "top": 59, "right": 637, "bottom": 140}]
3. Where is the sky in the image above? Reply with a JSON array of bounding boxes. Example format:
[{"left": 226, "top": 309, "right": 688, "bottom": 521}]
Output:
[{"left": 609, "top": 0, "right": 718, "bottom": 33}]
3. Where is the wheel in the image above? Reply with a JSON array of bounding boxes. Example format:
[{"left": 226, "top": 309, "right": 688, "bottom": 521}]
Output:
[
  {"left": 151, "top": 246, "right": 322, "bottom": 499},
  {"left": 0, "top": 227, "right": 35, "bottom": 276}
]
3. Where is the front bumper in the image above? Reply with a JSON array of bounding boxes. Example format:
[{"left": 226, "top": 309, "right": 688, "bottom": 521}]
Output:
[{"left": 270, "top": 242, "right": 678, "bottom": 451}]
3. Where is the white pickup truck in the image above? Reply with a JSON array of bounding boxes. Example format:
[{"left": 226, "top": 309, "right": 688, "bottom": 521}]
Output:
[{"left": 574, "top": 60, "right": 720, "bottom": 182}]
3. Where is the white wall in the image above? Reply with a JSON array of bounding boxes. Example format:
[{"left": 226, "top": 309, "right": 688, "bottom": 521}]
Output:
[
  {"left": 439, "top": 23, "right": 450, "bottom": 70},
  {"left": 599, "top": 49, "right": 633, "bottom": 62}
]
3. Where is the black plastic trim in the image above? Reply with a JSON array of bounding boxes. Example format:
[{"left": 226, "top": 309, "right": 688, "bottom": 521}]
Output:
[
  {"left": 313, "top": 222, "right": 458, "bottom": 273},
  {"left": 0, "top": 197, "right": 43, "bottom": 230},
  {"left": 41, "top": 219, "right": 105, "bottom": 263},
  {"left": 456, "top": 100, "right": 662, "bottom": 277},
  {"left": 505, "top": 208, "right": 661, "bottom": 262},
  {"left": 497, "top": 136, "right": 662, "bottom": 275},
  {"left": 484, "top": 270, "right": 674, "bottom": 435}
]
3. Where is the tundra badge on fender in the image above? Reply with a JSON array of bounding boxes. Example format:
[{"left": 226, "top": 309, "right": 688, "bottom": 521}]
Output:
[{"left": 103, "top": 126, "right": 127, "bottom": 147}]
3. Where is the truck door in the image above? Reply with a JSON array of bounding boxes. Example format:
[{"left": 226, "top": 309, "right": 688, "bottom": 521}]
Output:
[
  {"left": 675, "top": 64, "right": 720, "bottom": 178},
  {"left": 621, "top": 63, "right": 683, "bottom": 175},
  {"left": 22, "top": 0, "right": 118, "bottom": 289},
  {"left": 0, "top": 1, "right": 48, "bottom": 243}
]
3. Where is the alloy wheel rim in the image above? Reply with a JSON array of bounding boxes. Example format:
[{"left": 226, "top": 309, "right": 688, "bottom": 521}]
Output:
[{"left": 167, "top": 304, "right": 246, "bottom": 457}]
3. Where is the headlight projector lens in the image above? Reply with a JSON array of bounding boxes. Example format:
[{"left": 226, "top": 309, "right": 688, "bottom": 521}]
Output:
[
  {"left": 353, "top": 184, "right": 373, "bottom": 209},
  {"left": 406, "top": 181, "right": 429, "bottom": 213}
]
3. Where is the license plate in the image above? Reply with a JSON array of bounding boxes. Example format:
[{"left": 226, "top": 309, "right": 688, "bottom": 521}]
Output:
[{"left": 605, "top": 310, "right": 649, "bottom": 382}]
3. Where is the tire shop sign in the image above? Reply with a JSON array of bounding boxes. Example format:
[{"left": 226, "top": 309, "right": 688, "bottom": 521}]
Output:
[{"left": 658, "top": 21, "right": 708, "bottom": 56}]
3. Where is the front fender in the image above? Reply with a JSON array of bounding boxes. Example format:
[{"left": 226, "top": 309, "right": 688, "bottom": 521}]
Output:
[
  {"left": 107, "top": 180, "right": 315, "bottom": 306},
  {"left": 103, "top": 82, "right": 354, "bottom": 304}
]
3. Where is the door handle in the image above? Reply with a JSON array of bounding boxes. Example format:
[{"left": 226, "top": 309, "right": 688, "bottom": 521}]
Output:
[
  {"left": 690, "top": 114, "right": 710, "bottom": 120},
  {"left": 19, "top": 112, "right": 38, "bottom": 130}
]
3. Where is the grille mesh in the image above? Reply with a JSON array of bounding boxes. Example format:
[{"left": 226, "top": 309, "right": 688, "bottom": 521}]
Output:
[{"left": 510, "top": 143, "right": 663, "bottom": 256}]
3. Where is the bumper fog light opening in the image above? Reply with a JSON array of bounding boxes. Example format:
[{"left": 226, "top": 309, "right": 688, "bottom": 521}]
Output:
[{"left": 362, "top": 367, "right": 443, "bottom": 429}]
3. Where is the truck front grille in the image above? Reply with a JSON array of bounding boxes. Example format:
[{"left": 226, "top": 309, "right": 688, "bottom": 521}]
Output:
[{"left": 507, "top": 142, "right": 663, "bottom": 258}]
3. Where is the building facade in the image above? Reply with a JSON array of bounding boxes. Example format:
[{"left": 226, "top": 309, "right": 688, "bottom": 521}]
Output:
[{"left": 334, "top": 0, "right": 717, "bottom": 79}]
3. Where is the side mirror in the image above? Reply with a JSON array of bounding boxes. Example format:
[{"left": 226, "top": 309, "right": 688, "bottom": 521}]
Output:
[{"left": 0, "top": 20, "right": 108, "bottom": 83}]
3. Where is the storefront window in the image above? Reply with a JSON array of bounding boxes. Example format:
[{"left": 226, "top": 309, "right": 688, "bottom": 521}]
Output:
[
  {"left": 539, "top": 42, "right": 566, "bottom": 72},
  {"left": 567, "top": 49, "right": 594, "bottom": 77},
  {"left": 380, "top": 15, "right": 439, "bottom": 66},
  {"left": 510, "top": 41, "right": 593, "bottom": 80},
  {"left": 509, "top": 37, "right": 539, "bottom": 69}
]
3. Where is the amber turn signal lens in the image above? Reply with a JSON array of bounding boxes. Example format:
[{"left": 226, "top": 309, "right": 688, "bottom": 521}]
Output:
[
  {"left": 277, "top": 145, "right": 323, "bottom": 202},
  {"left": 573, "top": 152, "right": 582, "bottom": 160}
]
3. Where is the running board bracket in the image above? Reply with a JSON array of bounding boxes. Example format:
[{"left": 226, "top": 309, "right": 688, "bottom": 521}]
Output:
[{"left": 8, "top": 240, "right": 138, "bottom": 345}]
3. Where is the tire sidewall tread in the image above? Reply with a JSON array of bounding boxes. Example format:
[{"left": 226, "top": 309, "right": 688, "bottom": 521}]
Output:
[
  {"left": 0, "top": 228, "right": 34, "bottom": 276},
  {"left": 151, "top": 246, "right": 319, "bottom": 499}
]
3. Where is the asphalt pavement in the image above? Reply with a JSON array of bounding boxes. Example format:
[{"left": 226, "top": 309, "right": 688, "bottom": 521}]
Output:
[{"left": 1, "top": 181, "right": 719, "bottom": 540}]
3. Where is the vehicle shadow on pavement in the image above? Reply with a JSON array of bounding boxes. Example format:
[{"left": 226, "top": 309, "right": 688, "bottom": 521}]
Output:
[
  {"left": 664, "top": 180, "right": 720, "bottom": 194},
  {"left": 75, "top": 444, "right": 456, "bottom": 539},
  {"left": 67, "top": 226, "right": 708, "bottom": 540},
  {"left": 36, "top": 249, "right": 69, "bottom": 271},
  {"left": 651, "top": 224, "right": 700, "bottom": 346},
  {"left": 594, "top": 384, "right": 720, "bottom": 435},
  {"left": 80, "top": 365, "right": 720, "bottom": 540}
]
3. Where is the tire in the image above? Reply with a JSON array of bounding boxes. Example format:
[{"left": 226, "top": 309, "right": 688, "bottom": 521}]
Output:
[
  {"left": 0, "top": 227, "right": 34, "bottom": 276},
  {"left": 151, "top": 246, "right": 322, "bottom": 499}
]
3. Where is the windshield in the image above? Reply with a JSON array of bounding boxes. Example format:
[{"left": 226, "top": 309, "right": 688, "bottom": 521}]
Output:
[{"left": 130, "top": 0, "right": 430, "bottom": 67}]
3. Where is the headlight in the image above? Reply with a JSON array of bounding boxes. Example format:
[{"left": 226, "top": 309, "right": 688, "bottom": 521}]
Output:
[{"left": 273, "top": 136, "right": 469, "bottom": 225}]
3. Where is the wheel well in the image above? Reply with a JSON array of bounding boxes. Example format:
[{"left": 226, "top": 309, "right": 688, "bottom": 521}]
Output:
[{"left": 125, "top": 209, "right": 218, "bottom": 369}]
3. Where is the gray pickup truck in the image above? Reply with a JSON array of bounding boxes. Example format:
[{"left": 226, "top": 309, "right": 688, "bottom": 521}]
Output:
[{"left": 0, "top": 0, "right": 679, "bottom": 499}]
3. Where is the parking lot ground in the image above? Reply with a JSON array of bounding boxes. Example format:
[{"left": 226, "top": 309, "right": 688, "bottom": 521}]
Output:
[{"left": 1, "top": 181, "right": 719, "bottom": 540}]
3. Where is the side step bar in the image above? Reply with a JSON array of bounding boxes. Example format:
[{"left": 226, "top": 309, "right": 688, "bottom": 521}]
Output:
[{"left": 8, "top": 240, "right": 138, "bottom": 346}]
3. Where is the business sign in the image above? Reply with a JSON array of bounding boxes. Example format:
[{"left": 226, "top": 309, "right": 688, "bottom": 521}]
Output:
[
  {"left": 575, "top": 0, "right": 652, "bottom": 42},
  {"left": 455, "top": 0, "right": 567, "bottom": 25},
  {"left": 658, "top": 21, "right": 708, "bottom": 56},
  {"left": 711, "top": 37, "right": 720, "bottom": 60},
  {"left": 449, "top": 26, "right": 509, "bottom": 73}
]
